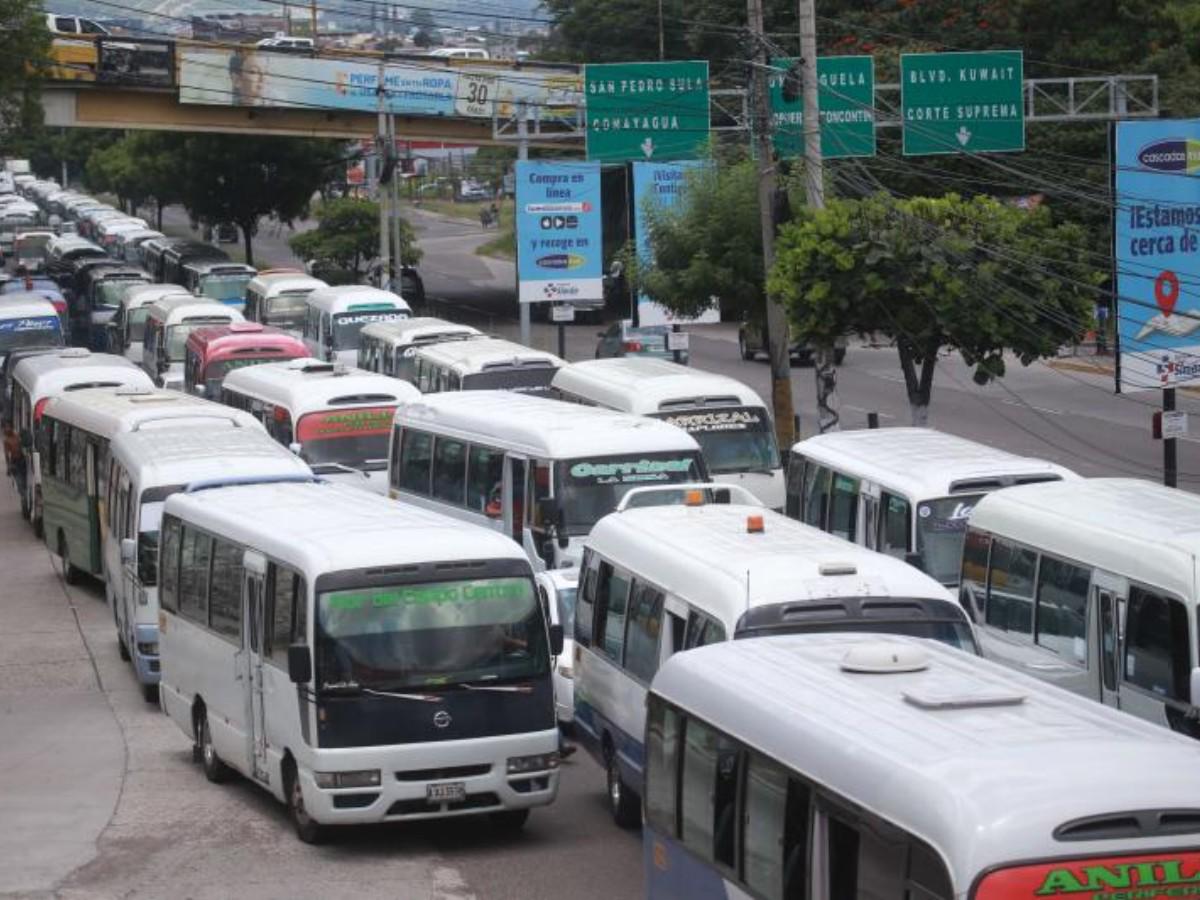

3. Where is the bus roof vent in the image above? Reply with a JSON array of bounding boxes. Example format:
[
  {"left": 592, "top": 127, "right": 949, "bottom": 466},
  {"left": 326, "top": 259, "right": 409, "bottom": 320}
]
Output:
[
  {"left": 841, "top": 642, "right": 929, "bottom": 674},
  {"left": 290, "top": 359, "right": 333, "bottom": 373},
  {"left": 228, "top": 321, "right": 263, "bottom": 333},
  {"left": 819, "top": 562, "right": 857, "bottom": 576},
  {"left": 57, "top": 348, "right": 90, "bottom": 359},
  {"left": 114, "top": 385, "right": 154, "bottom": 396},
  {"left": 902, "top": 684, "right": 1025, "bottom": 710},
  {"left": 1055, "top": 809, "right": 1200, "bottom": 842}
]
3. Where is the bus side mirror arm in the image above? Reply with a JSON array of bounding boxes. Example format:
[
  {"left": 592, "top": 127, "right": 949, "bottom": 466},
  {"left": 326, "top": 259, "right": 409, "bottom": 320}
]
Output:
[
  {"left": 1191, "top": 667, "right": 1200, "bottom": 708},
  {"left": 287, "top": 644, "right": 312, "bottom": 684},
  {"left": 549, "top": 624, "right": 564, "bottom": 657}
]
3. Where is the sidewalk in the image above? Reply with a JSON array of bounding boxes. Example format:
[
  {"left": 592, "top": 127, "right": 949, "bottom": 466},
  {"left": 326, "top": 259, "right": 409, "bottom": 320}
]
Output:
[{"left": 0, "top": 480, "right": 124, "bottom": 895}]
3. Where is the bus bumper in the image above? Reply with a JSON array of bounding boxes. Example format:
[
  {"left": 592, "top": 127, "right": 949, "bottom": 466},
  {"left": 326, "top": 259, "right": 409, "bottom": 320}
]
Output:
[
  {"left": 296, "top": 729, "right": 561, "bottom": 825},
  {"left": 131, "top": 623, "right": 161, "bottom": 685}
]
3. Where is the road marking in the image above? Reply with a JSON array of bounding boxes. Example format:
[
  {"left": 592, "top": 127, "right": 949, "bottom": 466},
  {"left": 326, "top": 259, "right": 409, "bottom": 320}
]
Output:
[
  {"left": 1001, "top": 399, "right": 1064, "bottom": 416},
  {"left": 844, "top": 405, "right": 896, "bottom": 419}
]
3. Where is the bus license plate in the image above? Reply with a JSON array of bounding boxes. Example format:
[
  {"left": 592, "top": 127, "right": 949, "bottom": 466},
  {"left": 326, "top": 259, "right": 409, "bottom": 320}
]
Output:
[{"left": 427, "top": 782, "right": 466, "bottom": 804}]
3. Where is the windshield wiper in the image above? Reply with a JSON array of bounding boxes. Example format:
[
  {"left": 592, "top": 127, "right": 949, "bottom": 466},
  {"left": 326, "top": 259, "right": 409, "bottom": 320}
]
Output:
[
  {"left": 320, "top": 681, "right": 440, "bottom": 702},
  {"left": 314, "top": 462, "right": 368, "bottom": 479},
  {"left": 459, "top": 679, "right": 534, "bottom": 694}
]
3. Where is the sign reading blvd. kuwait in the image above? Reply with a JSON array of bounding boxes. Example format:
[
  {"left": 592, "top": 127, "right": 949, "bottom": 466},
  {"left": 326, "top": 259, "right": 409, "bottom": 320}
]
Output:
[
  {"left": 769, "top": 56, "right": 875, "bottom": 160},
  {"left": 900, "top": 50, "right": 1024, "bottom": 156},
  {"left": 515, "top": 161, "right": 604, "bottom": 304},
  {"left": 585, "top": 61, "right": 710, "bottom": 162}
]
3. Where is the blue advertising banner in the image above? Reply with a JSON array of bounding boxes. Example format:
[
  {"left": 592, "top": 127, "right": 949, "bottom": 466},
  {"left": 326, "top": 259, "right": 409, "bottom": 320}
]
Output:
[
  {"left": 516, "top": 161, "right": 604, "bottom": 304},
  {"left": 1116, "top": 120, "right": 1200, "bottom": 391},
  {"left": 632, "top": 161, "right": 718, "bottom": 325}
]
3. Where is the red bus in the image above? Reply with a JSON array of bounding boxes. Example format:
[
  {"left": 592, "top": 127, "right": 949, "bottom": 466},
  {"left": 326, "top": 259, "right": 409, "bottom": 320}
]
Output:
[{"left": 183, "top": 322, "right": 309, "bottom": 399}]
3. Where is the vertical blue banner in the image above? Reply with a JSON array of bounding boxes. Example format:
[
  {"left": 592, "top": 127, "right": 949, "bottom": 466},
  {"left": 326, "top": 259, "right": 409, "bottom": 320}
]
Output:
[
  {"left": 515, "top": 160, "right": 604, "bottom": 304},
  {"left": 1115, "top": 119, "right": 1200, "bottom": 391},
  {"left": 632, "top": 161, "right": 719, "bottom": 325}
]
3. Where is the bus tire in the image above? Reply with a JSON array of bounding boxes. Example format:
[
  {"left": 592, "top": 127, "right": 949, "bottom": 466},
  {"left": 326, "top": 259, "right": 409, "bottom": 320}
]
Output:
[
  {"left": 58, "top": 535, "right": 81, "bottom": 586},
  {"left": 284, "top": 761, "right": 326, "bottom": 845},
  {"left": 198, "top": 712, "right": 231, "bottom": 784},
  {"left": 490, "top": 808, "right": 529, "bottom": 831},
  {"left": 606, "top": 749, "right": 639, "bottom": 829}
]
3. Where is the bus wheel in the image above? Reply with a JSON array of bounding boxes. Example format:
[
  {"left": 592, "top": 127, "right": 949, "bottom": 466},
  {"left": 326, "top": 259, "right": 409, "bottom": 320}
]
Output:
[
  {"left": 606, "top": 749, "right": 640, "bottom": 829},
  {"left": 490, "top": 809, "right": 530, "bottom": 831},
  {"left": 58, "top": 536, "right": 81, "bottom": 586},
  {"left": 198, "top": 714, "right": 231, "bottom": 784},
  {"left": 285, "top": 762, "right": 326, "bottom": 844}
]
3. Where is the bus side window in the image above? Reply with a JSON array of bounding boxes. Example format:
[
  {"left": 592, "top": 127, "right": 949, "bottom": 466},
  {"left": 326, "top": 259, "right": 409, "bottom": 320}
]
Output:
[
  {"left": 624, "top": 584, "right": 664, "bottom": 682},
  {"left": 1034, "top": 556, "right": 1091, "bottom": 666},
  {"left": 68, "top": 427, "right": 86, "bottom": 492},
  {"left": 467, "top": 445, "right": 504, "bottom": 516},
  {"left": 268, "top": 563, "right": 304, "bottom": 664},
  {"left": 159, "top": 516, "right": 181, "bottom": 612},
  {"left": 575, "top": 549, "right": 598, "bottom": 648},
  {"left": 399, "top": 429, "right": 433, "bottom": 495},
  {"left": 431, "top": 437, "right": 466, "bottom": 505},
  {"left": 879, "top": 493, "right": 911, "bottom": 558},
  {"left": 801, "top": 463, "right": 831, "bottom": 531},
  {"left": 208, "top": 539, "right": 244, "bottom": 641},
  {"left": 1124, "top": 586, "right": 1190, "bottom": 703},
  {"left": 829, "top": 473, "right": 859, "bottom": 542},
  {"left": 594, "top": 561, "right": 631, "bottom": 663},
  {"left": 644, "top": 697, "right": 682, "bottom": 836},
  {"left": 985, "top": 539, "right": 1036, "bottom": 636},
  {"left": 680, "top": 716, "right": 740, "bottom": 871},
  {"left": 959, "top": 529, "right": 990, "bottom": 622},
  {"left": 785, "top": 455, "right": 805, "bottom": 519},
  {"left": 821, "top": 806, "right": 908, "bottom": 900},
  {"left": 178, "top": 527, "right": 212, "bottom": 626}
]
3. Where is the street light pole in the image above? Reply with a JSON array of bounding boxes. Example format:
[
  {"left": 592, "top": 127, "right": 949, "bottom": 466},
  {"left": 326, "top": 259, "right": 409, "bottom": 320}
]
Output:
[{"left": 517, "top": 103, "right": 531, "bottom": 347}]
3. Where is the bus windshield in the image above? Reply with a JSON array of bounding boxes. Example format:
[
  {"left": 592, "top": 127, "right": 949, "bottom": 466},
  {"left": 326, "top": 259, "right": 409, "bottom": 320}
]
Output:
[
  {"left": 200, "top": 273, "right": 252, "bottom": 304},
  {"left": 138, "top": 500, "right": 164, "bottom": 586},
  {"left": 555, "top": 452, "right": 706, "bottom": 534},
  {"left": 265, "top": 291, "right": 311, "bottom": 330},
  {"left": 316, "top": 576, "right": 548, "bottom": 690},
  {"left": 95, "top": 280, "right": 143, "bottom": 311},
  {"left": 296, "top": 406, "right": 396, "bottom": 472},
  {"left": 0, "top": 316, "right": 62, "bottom": 352},
  {"left": 165, "top": 321, "right": 229, "bottom": 362},
  {"left": 462, "top": 367, "right": 558, "bottom": 395},
  {"left": 204, "top": 354, "right": 295, "bottom": 387},
  {"left": 916, "top": 494, "right": 983, "bottom": 585},
  {"left": 653, "top": 407, "right": 780, "bottom": 474},
  {"left": 332, "top": 310, "right": 407, "bottom": 350}
]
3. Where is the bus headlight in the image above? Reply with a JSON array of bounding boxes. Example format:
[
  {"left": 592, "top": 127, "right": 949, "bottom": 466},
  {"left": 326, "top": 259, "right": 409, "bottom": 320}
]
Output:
[
  {"left": 507, "top": 753, "right": 559, "bottom": 774},
  {"left": 314, "top": 769, "right": 381, "bottom": 789},
  {"left": 136, "top": 641, "right": 158, "bottom": 656}
]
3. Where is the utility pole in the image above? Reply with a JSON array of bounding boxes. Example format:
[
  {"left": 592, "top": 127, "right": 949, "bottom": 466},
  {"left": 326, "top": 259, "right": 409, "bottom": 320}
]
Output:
[
  {"left": 389, "top": 113, "right": 402, "bottom": 294},
  {"left": 376, "top": 59, "right": 390, "bottom": 288},
  {"left": 517, "top": 102, "right": 531, "bottom": 347},
  {"left": 746, "top": 0, "right": 796, "bottom": 452},
  {"left": 657, "top": 0, "right": 664, "bottom": 60},
  {"left": 310, "top": 0, "right": 317, "bottom": 39},
  {"left": 1164, "top": 384, "right": 1178, "bottom": 488},
  {"left": 798, "top": 0, "right": 839, "bottom": 433}
]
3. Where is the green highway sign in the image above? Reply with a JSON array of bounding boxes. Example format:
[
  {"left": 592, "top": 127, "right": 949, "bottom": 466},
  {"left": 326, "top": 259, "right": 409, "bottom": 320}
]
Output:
[
  {"left": 900, "top": 50, "right": 1024, "bottom": 155},
  {"left": 585, "top": 61, "right": 710, "bottom": 162},
  {"left": 770, "top": 55, "right": 876, "bottom": 160}
]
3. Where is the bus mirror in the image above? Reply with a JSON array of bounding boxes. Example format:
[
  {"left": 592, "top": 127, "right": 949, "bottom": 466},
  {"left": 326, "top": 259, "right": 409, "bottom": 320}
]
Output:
[
  {"left": 288, "top": 442, "right": 302, "bottom": 456},
  {"left": 549, "top": 623, "right": 564, "bottom": 657},
  {"left": 287, "top": 644, "right": 312, "bottom": 684},
  {"left": 191, "top": 384, "right": 205, "bottom": 397},
  {"left": 904, "top": 552, "right": 925, "bottom": 572},
  {"left": 1191, "top": 667, "right": 1200, "bottom": 707},
  {"left": 119, "top": 537, "right": 136, "bottom": 564},
  {"left": 536, "top": 498, "right": 557, "bottom": 524}
]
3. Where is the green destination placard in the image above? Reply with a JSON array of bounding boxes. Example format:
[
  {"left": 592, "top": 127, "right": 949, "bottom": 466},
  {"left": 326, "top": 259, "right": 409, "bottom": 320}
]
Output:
[
  {"left": 900, "top": 50, "right": 1024, "bottom": 156},
  {"left": 769, "top": 55, "right": 876, "bottom": 159},
  {"left": 585, "top": 61, "right": 710, "bottom": 162}
]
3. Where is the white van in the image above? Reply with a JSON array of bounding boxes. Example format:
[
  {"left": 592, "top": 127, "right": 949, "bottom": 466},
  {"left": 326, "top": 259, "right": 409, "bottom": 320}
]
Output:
[
  {"left": 575, "top": 492, "right": 971, "bottom": 826},
  {"left": 357, "top": 317, "right": 483, "bottom": 381},
  {"left": 243, "top": 271, "right": 327, "bottom": 335},
  {"left": 104, "top": 425, "right": 312, "bottom": 701},
  {"left": 388, "top": 391, "right": 707, "bottom": 570},
  {"left": 406, "top": 337, "right": 564, "bottom": 396},
  {"left": 962, "top": 477, "right": 1200, "bottom": 740},
  {"left": 158, "top": 480, "right": 562, "bottom": 842},
  {"left": 644, "top": 633, "right": 1200, "bottom": 900},
  {"left": 221, "top": 358, "right": 420, "bottom": 493},
  {"left": 142, "top": 295, "right": 243, "bottom": 390},
  {"left": 553, "top": 358, "right": 784, "bottom": 509},
  {"left": 787, "top": 427, "right": 1077, "bottom": 586},
  {"left": 302, "top": 285, "right": 410, "bottom": 366}
]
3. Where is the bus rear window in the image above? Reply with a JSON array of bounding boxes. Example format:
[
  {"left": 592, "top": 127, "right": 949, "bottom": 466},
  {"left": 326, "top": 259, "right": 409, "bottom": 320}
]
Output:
[{"left": 973, "top": 851, "right": 1200, "bottom": 898}]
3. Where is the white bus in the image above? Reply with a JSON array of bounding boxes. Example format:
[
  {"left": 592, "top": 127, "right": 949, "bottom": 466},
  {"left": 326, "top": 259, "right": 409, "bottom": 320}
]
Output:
[
  {"left": 0, "top": 294, "right": 64, "bottom": 368},
  {"left": 574, "top": 491, "right": 973, "bottom": 827},
  {"left": 221, "top": 359, "right": 420, "bottom": 493},
  {"left": 10, "top": 349, "right": 154, "bottom": 529},
  {"left": 106, "top": 284, "right": 191, "bottom": 362},
  {"left": 141, "top": 295, "right": 243, "bottom": 391},
  {"left": 388, "top": 391, "right": 707, "bottom": 570},
  {"left": 406, "top": 337, "right": 564, "bottom": 396},
  {"left": 552, "top": 358, "right": 784, "bottom": 509},
  {"left": 104, "top": 426, "right": 312, "bottom": 701},
  {"left": 643, "top": 632, "right": 1200, "bottom": 900},
  {"left": 356, "top": 317, "right": 483, "bottom": 382},
  {"left": 36, "top": 386, "right": 263, "bottom": 583},
  {"left": 301, "top": 285, "right": 410, "bottom": 367},
  {"left": 243, "top": 271, "right": 326, "bottom": 336},
  {"left": 158, "top": 480, "right": 563, "bottom": 843},
  {"left": 961, "top": 477, "right": 1200, "bottom": 740},
  {"left": 787, "top": 427, "right": 1077, "bottom": 587}
]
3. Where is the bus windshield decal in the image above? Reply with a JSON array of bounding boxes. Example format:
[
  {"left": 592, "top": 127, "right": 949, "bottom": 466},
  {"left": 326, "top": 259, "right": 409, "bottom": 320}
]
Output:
[
  {"left": 658, "top": 408, "right": 767, "bottom": 433},
  {"left": 0, "top": 316, "right": 59, "bottom": 334},
  {"left": 296, "top": 406, "right": 395, "bottom": 442},
  {"left": 347, "top": 302, "right": 397, "bottom": 312},
  {"left": 569, "top": 457, "right": 694, "bottom": 484},
  {"left": 975, "top": 851, "right": 1200, "bottom": 898},
  {"left": 327, "top": 579, "right": 530, "bottom": 611}
]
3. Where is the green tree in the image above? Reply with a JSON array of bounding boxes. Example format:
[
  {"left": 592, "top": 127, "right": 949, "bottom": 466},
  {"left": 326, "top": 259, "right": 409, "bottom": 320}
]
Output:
[
  {"left": 0, "top": 0, "right": 49, "bottom": 155},
  {"left": 289, "top": 197, "right": 421, "bottom": 279},
  {"left": 174, "top": 135, "right": 345, "bottom": 266},
  {"left": 769, "top": 193, "right": 1101, "bottom": 424}
]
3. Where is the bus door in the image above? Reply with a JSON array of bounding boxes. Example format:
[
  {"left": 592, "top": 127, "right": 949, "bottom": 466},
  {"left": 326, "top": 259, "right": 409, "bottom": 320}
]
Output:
[
  {"left": 1093, "top": 570, "right": 1127, "bottom": 709},
  {"left": 504, "top": 454, "right": 528, "bottom": 549},
  {"left": 86, "top": 439, "right": 101, "bottom": 571},
  {"left": 860, "top": 480, "right": 881, "bottom": 551},
  {"left": 242, "top": 553, "right": 270, "bottom": 785}
]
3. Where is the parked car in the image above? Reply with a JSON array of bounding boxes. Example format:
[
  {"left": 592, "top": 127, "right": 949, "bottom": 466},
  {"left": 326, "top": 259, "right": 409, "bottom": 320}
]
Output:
[
  {"left": 535, "top": 568, "right": 577, "bottom": 728},
  {"left": 738, "top": 319, "right": 847, "bottom": 365},
  {"left": 595, "top": 320, "right": 689, "bottom": 365}
]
